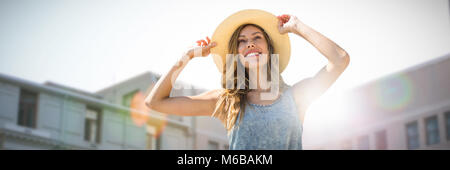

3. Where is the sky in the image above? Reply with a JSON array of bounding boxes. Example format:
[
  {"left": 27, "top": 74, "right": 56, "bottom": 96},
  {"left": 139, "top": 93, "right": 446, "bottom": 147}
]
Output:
[{"left": 1, "top": 0, "right": 449, "bottom": 147}]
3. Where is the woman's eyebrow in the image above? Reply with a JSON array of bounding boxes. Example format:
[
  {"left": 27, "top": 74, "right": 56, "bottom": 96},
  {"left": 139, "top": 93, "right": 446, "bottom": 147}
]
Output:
[
  {"left": 239, "top": 31, "right": 263, "bottom": 37},
  {"left": 252, "top": 31, "right": 263, "bottom": 35}
]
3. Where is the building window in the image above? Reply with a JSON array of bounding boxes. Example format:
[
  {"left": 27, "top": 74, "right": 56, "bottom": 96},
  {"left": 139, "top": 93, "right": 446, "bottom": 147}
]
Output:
[
  {"left": 17, "top": 89, "right": 38, "bottom": 128},
  {"left": 356, "top": 135, "right": 370, "bottom": 150},
  {"left": 123, "top": 90, "right": 138, "bottom": 107},
  {"left": 375, "top": 130, "right": 387, "bottom": 150},
  {"left": 406, "top": 121, "right": 419, "bottom": 149},
  {"left": 208, "top": 140, "right": 219, "bottom": 150},
  {"left": 156, "top": 136, "right": 162, "bottom": 150},
  {"left": 446, "top": 111, "right": 450, "bottom": 141},
  {"left": 84, "top": 107, "right": 102, "bottom": 143},
  {"left": 425, "top": 115, "right": 440, "bottom": 145}
]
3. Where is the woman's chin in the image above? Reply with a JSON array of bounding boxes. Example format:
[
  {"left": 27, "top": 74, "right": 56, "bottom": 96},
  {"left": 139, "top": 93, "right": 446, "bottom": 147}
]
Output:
[{"left": 244, "top": 63, "right": 269, "bottom": 70}]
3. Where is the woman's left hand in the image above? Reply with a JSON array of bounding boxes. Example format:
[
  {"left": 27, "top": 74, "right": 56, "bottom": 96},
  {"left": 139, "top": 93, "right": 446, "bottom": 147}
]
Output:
[{"left": 277, "top": 14, "right": 303, "bottom": 34}]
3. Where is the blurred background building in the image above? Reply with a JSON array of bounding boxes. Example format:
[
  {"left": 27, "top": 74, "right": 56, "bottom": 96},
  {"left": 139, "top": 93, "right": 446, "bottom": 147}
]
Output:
[
  {"left": 309, "top": 53, "right": 450, "bottom": 150},
  {"left": 0, "top": 72, "right": 228, "bottom": 150}
]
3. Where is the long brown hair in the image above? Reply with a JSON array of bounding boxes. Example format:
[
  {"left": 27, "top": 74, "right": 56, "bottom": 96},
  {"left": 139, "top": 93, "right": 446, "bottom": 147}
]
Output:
[{"left": 211, "top": 24, "right": 287, "bottom": 134}]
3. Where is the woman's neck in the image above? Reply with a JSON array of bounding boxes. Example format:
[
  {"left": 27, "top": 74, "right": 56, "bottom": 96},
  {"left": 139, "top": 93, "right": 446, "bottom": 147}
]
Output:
[{"left": 248, "top": 67, "right": 271, "bottom": 92}]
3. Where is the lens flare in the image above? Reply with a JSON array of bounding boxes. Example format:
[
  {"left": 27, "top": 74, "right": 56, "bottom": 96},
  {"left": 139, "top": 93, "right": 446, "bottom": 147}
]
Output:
[
  {"left": 130, "top": 92, "right": 167, "bottom": 139},
  {"left": 130, "top": 91, "right": 150, "bottom": 127},
  {"left": 374, "top": 74, "right": 413, "bottom": 111},
  {"left": 153, "top": 116, "right": 167, "bottom": 139}
]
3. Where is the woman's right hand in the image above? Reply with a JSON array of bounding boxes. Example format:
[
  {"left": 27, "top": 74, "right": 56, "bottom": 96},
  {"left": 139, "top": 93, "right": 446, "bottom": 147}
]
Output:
[
  {"left": 185, "top": 36, "right": 217, "bottom": 59},
  {"left": 146, "top": 36, "right": 221, "bottom": 117}
]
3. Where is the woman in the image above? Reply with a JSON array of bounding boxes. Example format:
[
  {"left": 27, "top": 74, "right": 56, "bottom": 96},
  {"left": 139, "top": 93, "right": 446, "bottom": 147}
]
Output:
[{"left": 145, "top": 9, "right": 350, "bottom": 150}]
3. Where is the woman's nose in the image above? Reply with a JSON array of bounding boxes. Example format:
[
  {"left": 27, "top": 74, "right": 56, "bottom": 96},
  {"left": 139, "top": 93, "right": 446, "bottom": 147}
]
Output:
[{"left": 247, "top": 43, "right": 255, "bottom": 49}]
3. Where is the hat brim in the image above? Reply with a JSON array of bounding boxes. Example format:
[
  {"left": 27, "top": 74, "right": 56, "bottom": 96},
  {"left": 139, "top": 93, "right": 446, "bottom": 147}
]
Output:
[{"left": 210, "top": 9, "right": 291, "bottom": 73}]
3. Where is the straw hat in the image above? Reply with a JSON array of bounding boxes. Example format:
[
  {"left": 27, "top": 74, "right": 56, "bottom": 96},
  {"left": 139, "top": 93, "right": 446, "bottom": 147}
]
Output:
[{"left": 210, "top": 9, "right": 291, "bottom": 73}]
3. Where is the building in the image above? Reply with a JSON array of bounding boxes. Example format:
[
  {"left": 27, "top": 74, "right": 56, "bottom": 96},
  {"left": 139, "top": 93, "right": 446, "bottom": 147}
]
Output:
[
  {"left": 311, "top": 53, "right": 450, "bottom": 150},
  {"left": 0, "top": 71, "right": 228, "bottom": 150}
]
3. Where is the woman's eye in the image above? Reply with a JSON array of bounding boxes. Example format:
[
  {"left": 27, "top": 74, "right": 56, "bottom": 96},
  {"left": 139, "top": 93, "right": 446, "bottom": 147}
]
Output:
[
  {"left": 253, "top": 36, "right": 261, "bottom": 41},
  {"left": 238, "top": 40, "right": 246, "bottom": 43}
]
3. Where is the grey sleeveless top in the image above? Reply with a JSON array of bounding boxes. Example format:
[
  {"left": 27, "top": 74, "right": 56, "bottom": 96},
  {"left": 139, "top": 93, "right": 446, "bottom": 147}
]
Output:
[{"left": 228, "top": 86, "right": 303, "bottom": 150}]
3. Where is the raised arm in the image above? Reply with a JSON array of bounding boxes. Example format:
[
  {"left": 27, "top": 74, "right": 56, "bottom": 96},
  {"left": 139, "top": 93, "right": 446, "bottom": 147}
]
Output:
[
  {"left": 145, "top": 37, "right": 220, "bottom": 116},
  {"left": 278, "top": 14, "right": 350, "bottom": 117}
]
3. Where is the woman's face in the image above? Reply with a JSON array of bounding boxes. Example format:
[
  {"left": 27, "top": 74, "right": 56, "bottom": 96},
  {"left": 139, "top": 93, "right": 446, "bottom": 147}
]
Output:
[{"left": 237, "top": 25, "right": 270, "bottom": 70}]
